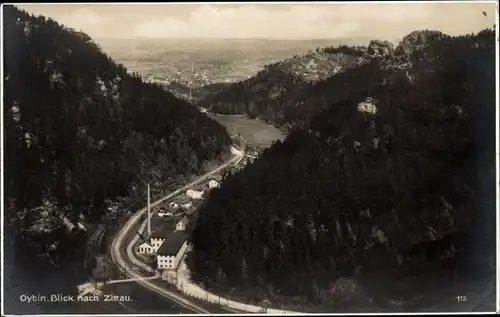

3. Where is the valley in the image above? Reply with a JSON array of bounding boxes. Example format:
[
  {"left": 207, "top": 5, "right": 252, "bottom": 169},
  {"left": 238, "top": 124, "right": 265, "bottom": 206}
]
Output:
[
  {"left": 3, "top": 3, "right": 497, "bottom": 315},
  {"left": 208, "top": 114, "right": 285, "bottom": 149}
]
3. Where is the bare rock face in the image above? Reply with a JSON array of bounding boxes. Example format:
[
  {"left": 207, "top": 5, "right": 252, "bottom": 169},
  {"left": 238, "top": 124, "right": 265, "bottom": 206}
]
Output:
[
  {"left": 395, "top": 30, "right": 447, "bottom": 56},
  {"left": 367, "top": 40, "right": 395, "bottom": 58}
]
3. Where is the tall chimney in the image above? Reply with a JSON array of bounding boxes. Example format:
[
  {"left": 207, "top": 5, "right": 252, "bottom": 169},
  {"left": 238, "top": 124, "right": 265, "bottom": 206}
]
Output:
[{"left": 147, "top": 183, "right": 151, "bottom": 236}]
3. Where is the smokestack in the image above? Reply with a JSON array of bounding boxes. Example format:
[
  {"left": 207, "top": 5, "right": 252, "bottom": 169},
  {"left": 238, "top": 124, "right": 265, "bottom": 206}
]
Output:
[{"left": 147, "top": 183, "right": 151, "bottom": 236}]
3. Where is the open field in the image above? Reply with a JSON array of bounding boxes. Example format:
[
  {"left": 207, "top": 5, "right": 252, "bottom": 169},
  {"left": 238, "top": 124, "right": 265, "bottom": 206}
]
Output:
[{"left": 208, "top": 114, "right": 285, "bottom": 148}]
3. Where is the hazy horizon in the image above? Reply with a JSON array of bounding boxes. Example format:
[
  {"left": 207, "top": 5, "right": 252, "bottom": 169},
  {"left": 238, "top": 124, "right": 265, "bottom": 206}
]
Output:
[
  {"left": 14, "top": 3, "right": 496, "bottom": 42},
  {"left": 97, "top": 36, "right": 371, "bottom": 41}
]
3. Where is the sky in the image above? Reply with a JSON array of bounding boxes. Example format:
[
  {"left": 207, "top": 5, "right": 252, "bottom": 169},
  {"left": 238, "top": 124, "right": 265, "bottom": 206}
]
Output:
[{"left": 15, "top": 2, "right": 497, "bottom": 41}]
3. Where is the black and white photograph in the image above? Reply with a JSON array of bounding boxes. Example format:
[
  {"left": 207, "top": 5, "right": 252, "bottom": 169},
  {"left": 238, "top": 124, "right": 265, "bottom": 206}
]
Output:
[{"left": 2, "top": 1, "right": 498, "bottom": 315}]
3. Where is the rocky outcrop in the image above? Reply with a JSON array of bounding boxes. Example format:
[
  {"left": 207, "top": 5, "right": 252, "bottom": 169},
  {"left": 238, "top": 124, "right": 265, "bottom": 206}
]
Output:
[
  {"left": 367, "top": 40, "right": 395, "bottom": 58},
  {"left": 204, "top": 48, "right": 365, "bottom": 125},
  {"left": 395, "top": 30, "right": 448, "bottom": 56},
  {"left": 270, "top": 50, "right": 361, "bottom": 83}
]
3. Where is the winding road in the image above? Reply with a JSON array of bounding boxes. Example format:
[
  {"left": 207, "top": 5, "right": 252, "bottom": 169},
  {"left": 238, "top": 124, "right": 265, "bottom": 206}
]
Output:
[
  {"left": 107, "top": 143, "right": 497, "bottom": 314},
  {"left": 109, "top": 152, "right": 242, "bottom": 313}
]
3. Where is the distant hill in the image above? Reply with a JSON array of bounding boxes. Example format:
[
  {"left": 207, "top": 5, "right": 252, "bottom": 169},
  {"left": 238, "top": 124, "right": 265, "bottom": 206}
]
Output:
[
  {"left": 3, "top": 6, "right": 231, "bottom": 264},
  {"left": 192, "top": 82, "right": 234, "bottom": 102},
  {"left": 189, "top": 29, "right": 496, "bottom": 311},
  {"left": 395, "top": 30, "right": 448, "bottom": 56},
  {"left": 268, "top": 45, "right": 365, "bottom": 82},
  {"left": 162, "top": 80, "right": 191, "bottom": 99},
  {"left": 163, "top": 81, "right": 233, "bottom": 104},
  {"left": 201, "top": 31, "right": 454, "bottom": 129},
  {"left": 203, "top": 45, "right": 367, "bottom": 126},
  {"left": 96, "top": 37, "right": 374, "bottom": 90}
]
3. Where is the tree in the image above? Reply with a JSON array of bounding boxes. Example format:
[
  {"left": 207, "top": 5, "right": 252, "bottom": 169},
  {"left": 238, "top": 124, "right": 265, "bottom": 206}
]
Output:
[
  {"left": 189, "top": 28, "right": 495, "bottom": 307},
  {"left": 311, "top": 281, "right": 320, "bottom": 303},
  {"left": 4, "top": 6, "right": 232, "bottom": 268},
  {"left": 241, "top": 259, "right": 248, "bottom": 280},
  {"left": 216, "top": 267, "right": 226, "bottom": 284}
]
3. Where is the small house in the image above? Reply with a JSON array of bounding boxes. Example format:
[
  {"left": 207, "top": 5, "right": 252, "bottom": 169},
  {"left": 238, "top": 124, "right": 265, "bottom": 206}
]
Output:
[
  {"left": 181, "top": 202, "right": 193, "bottom": 209},
  {"left": 230, "top": 146, "right": 242, "bottom": 156},
  {"left": 175, "top": 195, "right": 192, "bottom": 209},
  {"left": 156, "top": 232, "right": 190, "bottom": 270},
  {"left": 157, "top": 207, "right": 173, "bottom": 218},
  {"left": 211, "top": 174, "right": 223, "bottom": 182},
  {"left": 208, "top": 179, "right": 220, "bottom": 189},
  {"left": 158, "top": 211, "right": 173, "bottom": 218},
  {"left": 150, "top": 230, "right": 169, "bottom": 252},
  {"left": 138, "top": 241, "right": 154, "bottom": 255},
  {"left": 175, "top": 216, "right": 190, "bottom": 232},
  {"left": 186, "top": 189, "right": 204, "bottom": 200}
]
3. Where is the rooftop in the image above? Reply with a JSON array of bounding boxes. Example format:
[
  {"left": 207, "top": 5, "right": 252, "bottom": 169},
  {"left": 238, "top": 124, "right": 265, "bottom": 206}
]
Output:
[
  {"left": 210, "top": 174, "right": 223, "bottom": 182},
  {"left": 157, "top": 231, "right": 190, "bottom": 256},
  {"left": 174, "top": 195, "right": 191, "bottom": 205},
  {"left": 190, "top": 186, "right": 205, "bottom": 192},
  {"left": 178, "top": 216, "right": 190, "bottom": 225},
  {"left": 150, "top": 229, "right": 170, "bottom": 239},
  {"left": 158, "top": 207, "right": 174, "bottom": 213}
]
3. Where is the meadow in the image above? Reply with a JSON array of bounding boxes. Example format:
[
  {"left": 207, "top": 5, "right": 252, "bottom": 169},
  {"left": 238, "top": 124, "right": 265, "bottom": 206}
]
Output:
[{"left": 208, "top": 114, "right": 285, "bottom": 148}]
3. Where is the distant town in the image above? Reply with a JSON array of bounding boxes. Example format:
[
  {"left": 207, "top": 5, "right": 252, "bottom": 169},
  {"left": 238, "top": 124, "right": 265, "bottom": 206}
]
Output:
[{"left": 4, "top": 3, "right": 496, "bottom": 316}]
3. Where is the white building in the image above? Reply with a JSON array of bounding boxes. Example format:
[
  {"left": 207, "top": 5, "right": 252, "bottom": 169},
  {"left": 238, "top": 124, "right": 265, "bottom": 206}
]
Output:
[
  {"left": 138, "top": 241, "right": 154, "bottom": 254},
  {"left": 181, "top": 202, "right": 193, "bottom": 209},
  {"left": 230, "top": 146, "right": 243, "bottom": 156},
  {"left": 157, "top": 207, "right": 173, "bottom": 218},
  {"left": 186, "top": 189, "right": 204, "bottom": 200},
  {"left": 208, "top": 180, "right": 220, "bottom": 189},
  {"left": 158, "top": 210, "right": 173, "bottom": 218},
  {"left": 175, "top": 216, "right": 190, "bottom": 232},
  {"left": 150, "top": 231, "right": 169, "bottom": 252},
  {"left": 174, "top": 195, "right": 192, "bottom": 209},
  {"left": 156, "top": 232, "right": 190, "bottom": 270}
]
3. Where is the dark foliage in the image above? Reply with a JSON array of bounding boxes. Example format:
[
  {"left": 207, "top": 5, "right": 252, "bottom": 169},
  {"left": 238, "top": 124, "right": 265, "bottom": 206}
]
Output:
[
  {"left": 204, "top": 46, "right": 364, "bottom": 128},
  {"left": 3, "top": 6, "right": 231, "bottom": 262},
  {"left": 316, "top": 44, "right": 366, "bottom": 56},
  {"left": 190, "top": 29, "right": 496, "bottom": 306}
]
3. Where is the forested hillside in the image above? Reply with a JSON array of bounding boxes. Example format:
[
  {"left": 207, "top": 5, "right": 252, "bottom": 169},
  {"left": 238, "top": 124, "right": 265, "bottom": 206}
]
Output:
[
  {"left": 164, "top": 81, "right": 232, "bottom": 104},
  {"left": 203, "top": 45, "right": 365, "bottom": 127},
  {"left": 189, "top": 29, "right": 496, "bottom": 310},
  {"left": 202, "top": 33, "right": 455, "bottom": 130},
  {"left": 3, "top": 6, "right": 231, "bottom": 264}
]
